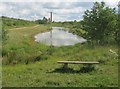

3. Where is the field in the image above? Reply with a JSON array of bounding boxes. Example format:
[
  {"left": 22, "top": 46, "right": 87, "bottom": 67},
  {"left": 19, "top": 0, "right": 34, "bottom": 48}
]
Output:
[{"left": 2, "top": 23, "right": 118, "bottom": 87}]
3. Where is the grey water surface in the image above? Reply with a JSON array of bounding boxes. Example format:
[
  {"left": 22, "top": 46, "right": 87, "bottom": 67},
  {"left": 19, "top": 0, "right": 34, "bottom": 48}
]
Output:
[{"left": 34, "top": 27, "right": 87, "bottom": 46}]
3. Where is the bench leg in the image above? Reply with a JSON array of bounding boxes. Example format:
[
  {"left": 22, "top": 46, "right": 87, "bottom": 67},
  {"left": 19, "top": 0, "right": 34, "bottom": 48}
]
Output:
[
  {"left": 80, "top": 64, "right": 95, "bottom": 72},
  {"left": 63, "top": 63, "right": 68, "bottom": 69},
  {"left": 86, "top": 64, "right": 93, "bottom": 68}
]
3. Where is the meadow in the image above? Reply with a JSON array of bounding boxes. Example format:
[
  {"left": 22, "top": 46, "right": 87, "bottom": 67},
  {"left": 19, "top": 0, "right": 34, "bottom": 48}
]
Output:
[
  {"left": 3, "top": 45, "right": 118, "bottom": 87},
  {"left": 2, "top": 20, "right": 118, "bottom": 87}
]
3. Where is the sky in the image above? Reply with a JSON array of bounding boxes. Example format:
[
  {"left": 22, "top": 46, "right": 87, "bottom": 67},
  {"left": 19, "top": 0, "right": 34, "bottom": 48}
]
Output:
[{"left": 0, "top": 0, "right": 119, "bottom": 22}]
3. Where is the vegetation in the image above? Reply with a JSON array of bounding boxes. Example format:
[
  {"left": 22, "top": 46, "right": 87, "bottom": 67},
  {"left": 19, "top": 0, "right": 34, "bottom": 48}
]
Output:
[
  {"left": 81, "top": 2, "right": 117, "bottom": 45},
  {"left": 1, "top": 27, "right": 8, "bottom": 44},
  {"left": 117, "top": 2, "right": 120, "bottom": 46},
  {"left": 3, "top": 44, "right": 118, "bottom": 87},
  {"left": 2, "top": 24, "right": 50, "bottom": 65},
  {"left": 35, "top": 17, "right": 49, "bottom": 24},
  {"left": 2, "top": 1, "right": 118, "bottom": 87},
  {"left": 1, "top": 16, "right": 36, "bottom": 29},
  {"left": 2, "top": 18, "right": 118, "bottom": 87}
]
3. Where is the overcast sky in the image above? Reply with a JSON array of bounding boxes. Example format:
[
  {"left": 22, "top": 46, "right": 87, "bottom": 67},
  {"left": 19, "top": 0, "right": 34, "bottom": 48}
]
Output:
[{"left": 0, "top": 0, "right": 119, "bottom": 22}]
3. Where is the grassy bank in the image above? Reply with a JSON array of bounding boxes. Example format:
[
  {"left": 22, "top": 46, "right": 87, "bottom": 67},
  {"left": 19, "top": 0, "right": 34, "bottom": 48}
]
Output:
[
  {"left": 2, "top": 21, "right": 118, "bottom": 87},
  {"left": 2, "top": 24, "right": 50, "bottom": 65}
]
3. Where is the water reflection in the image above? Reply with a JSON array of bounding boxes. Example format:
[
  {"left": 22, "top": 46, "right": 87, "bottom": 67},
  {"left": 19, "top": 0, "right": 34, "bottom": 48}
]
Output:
[{"left": 35, "top": 27, "right": 87, "bottom": 46}]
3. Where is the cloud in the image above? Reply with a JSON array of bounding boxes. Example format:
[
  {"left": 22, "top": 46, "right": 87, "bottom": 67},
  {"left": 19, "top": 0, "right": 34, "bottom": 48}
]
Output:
[
  {"left": 0, "top": 0, "right": 119, "bottom": 21},
  {"left": 106, "top": 1, "right": 118, "bottom": 8},
  {"left": 1, "top": 0, "right": 119, "bottom": 3},
  {"left": 0, "top": 3, "right": 7, "bottom": 13},
  {"left": 20, "top": 9, "right": 31, "bottom": 15}
]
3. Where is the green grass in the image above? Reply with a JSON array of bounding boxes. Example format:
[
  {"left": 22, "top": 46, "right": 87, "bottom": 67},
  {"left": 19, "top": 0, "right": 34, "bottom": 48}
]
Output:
[
  {"left": 2, "top": 24, "right": 50, "bottom": 64},
  {"left": 2, "top": 22, "right": 118, "bottom": 87},
  {"left": 2, "top": 44, "right": 118, "bottom": 87}
]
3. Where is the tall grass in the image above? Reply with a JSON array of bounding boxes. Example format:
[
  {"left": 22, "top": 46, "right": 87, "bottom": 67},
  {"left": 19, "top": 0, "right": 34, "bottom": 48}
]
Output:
[
  {"left": 2, "top": 43, "right": 118, "bottom": 87},
  {"left": 2, "top": 24, "right": 50, "bottom": 65}
]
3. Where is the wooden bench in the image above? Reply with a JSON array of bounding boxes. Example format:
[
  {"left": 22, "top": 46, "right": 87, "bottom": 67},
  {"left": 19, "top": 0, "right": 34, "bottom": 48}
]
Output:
[{"left": 57, "top": 61, "right": 99, "bottom": 69}]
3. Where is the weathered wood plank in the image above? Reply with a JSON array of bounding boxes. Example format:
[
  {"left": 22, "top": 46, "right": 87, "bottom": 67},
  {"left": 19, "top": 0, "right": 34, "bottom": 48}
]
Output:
[{"left": 57, "top": 61, "right": 99, "bottom": 64}]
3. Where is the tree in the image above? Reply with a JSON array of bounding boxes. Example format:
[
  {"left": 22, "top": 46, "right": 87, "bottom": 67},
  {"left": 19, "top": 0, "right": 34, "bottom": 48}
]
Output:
[
  {"left": 42, "top": 17, "right": 48, "bottom": 24},
  {"left": 35, "top": 17, "right": 48, "bottom": 24},
  {"left": 81, "top": 2, "right": 117, "bottom": 45},
  {"left": 116, "top": 1, "right": 120, "bottom": 46}
]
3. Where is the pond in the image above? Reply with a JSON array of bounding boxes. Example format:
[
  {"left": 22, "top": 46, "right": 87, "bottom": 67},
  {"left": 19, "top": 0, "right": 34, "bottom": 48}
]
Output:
[{"left": 34, "top": 27, "right": 87, "bottom": 46}]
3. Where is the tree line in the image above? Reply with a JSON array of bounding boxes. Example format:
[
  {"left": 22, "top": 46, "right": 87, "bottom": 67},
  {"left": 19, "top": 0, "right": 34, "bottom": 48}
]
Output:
[{"left": 35, "top": 17, "right": 50, "bottom": 24}]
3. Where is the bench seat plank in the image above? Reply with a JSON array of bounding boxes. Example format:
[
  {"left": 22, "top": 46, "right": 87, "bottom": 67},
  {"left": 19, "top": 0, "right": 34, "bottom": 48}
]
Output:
[{"left": 57, "top": 61, "right": 99, "bottom": 64}]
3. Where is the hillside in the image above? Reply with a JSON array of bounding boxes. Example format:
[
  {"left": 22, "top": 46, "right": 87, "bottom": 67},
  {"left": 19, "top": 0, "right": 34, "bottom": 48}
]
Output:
[{"left": 1, "top": 16, "right": 37, "bottom": 29}]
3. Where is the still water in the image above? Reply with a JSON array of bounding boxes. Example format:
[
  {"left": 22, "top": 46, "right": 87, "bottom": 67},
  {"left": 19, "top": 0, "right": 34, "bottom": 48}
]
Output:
[{"left": 35, "top": 27, "right": 87, "bottom": 46}]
